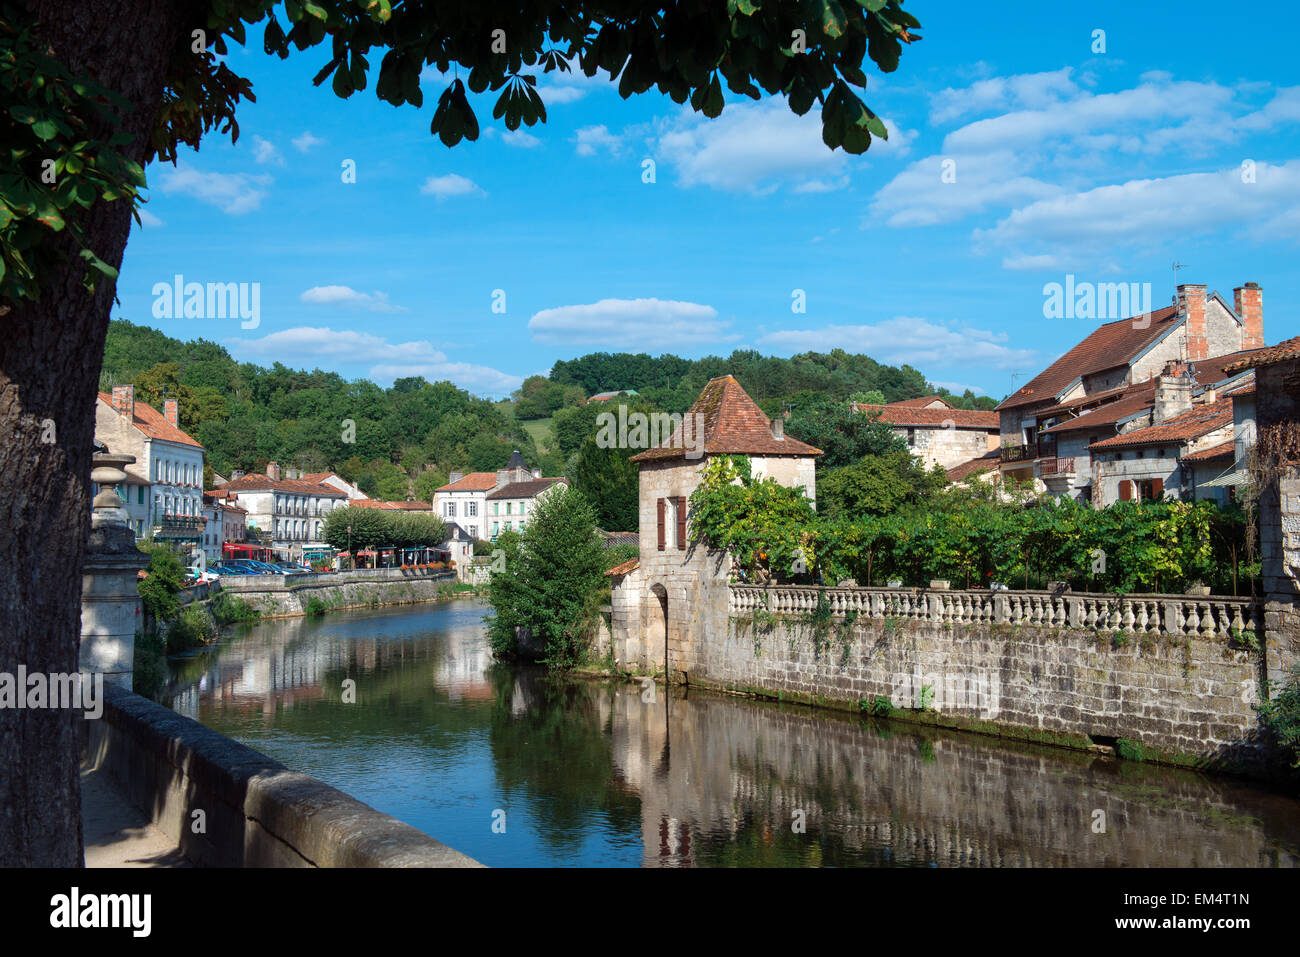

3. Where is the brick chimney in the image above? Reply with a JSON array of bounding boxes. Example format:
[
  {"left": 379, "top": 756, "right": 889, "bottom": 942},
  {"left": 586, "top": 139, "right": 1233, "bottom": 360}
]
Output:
[
  {"left": 267, "top": 461, "right": 280, "bottom": 482},
  {"left": 448, "top": 471, "right": 464, "bottom": 485},
  {"left": 1176, "top": 283, "right": 1208, "bottom": 361},
  {"left": 1154, "top": 361, "right": 1194, "bottom": 425},
  {"left": 164, "top": 399, "right": 178, "bottom": 427},
  {"left": 111, "top": 384, "right": 134, "bottom": 421},
  {"left": 1233, "top": 282, "right": 1264, "bottom": 350}
]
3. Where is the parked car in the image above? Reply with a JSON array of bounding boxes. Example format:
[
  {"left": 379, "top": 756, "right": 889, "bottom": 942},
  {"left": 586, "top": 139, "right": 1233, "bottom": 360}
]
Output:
[
  {"left": 211, "top": 562, "right": 254, "bottom": 576},
  {"left": 274, "top": 562, "right": 311, "bottom": 575},
  {"left": 244, "top": 560, "right": 288, "bottom": 574},
  {"left": 224, "top": 559, "right": 279, "bottom": 575},
  {"left": 187, "top": 567, "right": 220, "bottom": 584}
]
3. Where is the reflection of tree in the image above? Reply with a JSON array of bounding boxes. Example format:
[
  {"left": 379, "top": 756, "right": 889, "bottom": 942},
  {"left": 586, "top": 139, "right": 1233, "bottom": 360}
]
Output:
[{"left": 487, "top": 668, "right": 641, "bottom": 851}]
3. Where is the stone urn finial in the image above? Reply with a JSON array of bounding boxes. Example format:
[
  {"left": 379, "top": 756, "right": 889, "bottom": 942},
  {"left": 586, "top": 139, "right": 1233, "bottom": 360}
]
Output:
[{"left": 91, "top": 452, "right": 136, "bottom": 528}]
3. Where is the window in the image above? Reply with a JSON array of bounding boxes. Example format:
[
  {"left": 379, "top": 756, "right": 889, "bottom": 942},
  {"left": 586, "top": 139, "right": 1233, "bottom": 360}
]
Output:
[
  {"left": 906, "top": 428, "right": 915, "bottom": 447},
  {"left": 138, "top": 486, "right": 145, "bottom": 505},
  {"left": 468, "top": 502, "right": 477, "bottom": 517},
  {"left": 493, "top": 502, "right": 499, "bottom": 515},
  {"left": 506, "top": 502, "right": 512, "bottom": 515},
  {"left": 447, "top": 502, "right": 457, "bottom": 517},
  {"left": 468, "top": 525, "right": 477, "bottom": 538},
  {"left": 492, "top": 521, "right": 499, "bottom": 538}
]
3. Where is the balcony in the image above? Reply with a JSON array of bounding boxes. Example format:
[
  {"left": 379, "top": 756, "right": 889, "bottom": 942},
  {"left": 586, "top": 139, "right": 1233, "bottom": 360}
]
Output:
[
  {"left": 153, "top": 514, "right": 204, "bottom": 540},
  {"left": 1000, "top": 444, "right": 1034, "bottom": 464},
  {"left": 1037, "top": 457, "right": 1076, "bottom": 476}
]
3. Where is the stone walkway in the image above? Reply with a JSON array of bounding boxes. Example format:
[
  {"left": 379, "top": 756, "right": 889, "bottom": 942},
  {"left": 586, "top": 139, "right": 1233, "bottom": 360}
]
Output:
[{"left": 81, "top": 762, "right": 190, "bottom": 868}]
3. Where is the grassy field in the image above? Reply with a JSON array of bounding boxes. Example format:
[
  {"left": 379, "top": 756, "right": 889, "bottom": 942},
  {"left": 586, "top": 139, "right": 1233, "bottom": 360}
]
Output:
[{"left": 522, "top": 417, "right": 554, "bottom": 454}]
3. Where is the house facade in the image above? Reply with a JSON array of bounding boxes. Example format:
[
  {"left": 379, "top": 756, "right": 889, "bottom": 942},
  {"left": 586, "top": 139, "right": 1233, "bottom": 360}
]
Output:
[
  {"left": 95, "top": 385, "right": 206, "bottom": 553},
  {"left": 853, "top": 395, "right": 999, "bottom": 471},
  {"left": 970, "top": 281, "right": 1267, "bottom": 502},
  {"left": 434, "top": 450, "right": 562, "bottom": 542},
  {"left": 213, "top": 463, "right": 347, "bottom": 557},
  {"left": 200, "top": 491, "right": 248, "bottom": 565}
]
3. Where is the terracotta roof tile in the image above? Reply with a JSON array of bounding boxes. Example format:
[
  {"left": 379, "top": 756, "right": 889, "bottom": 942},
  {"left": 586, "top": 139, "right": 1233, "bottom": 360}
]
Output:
[
  {"left": 605, "top": 558, "right": 639, "bottom": 577},
  {"left": 1040, "top": 383, "right": 1157, "bottom": 435},
  {"left": 98, "top": 392, "right": 203, "bottom": 449},
  {"left": 888, "top": 395, "right": 954, "bottom": 409},
  {"left": 215, "top": 474, "right": 348, "bottom": 496},
  {"left": 1224, "top": 334, "right": 1300, "bottom": 373},
  {"left": 629, "top": 375, "right": 821, "bottom": 462},
  {"left": 485, "top": 477, "right": 567, "bottom": 500},
  {"left": 1089, "top": 399, "right": 1234, "bottom": 451},
  {"left": 945, "top": 450, "right": 1001, "bottom": 482},
  {"left": 996, "top": 306, "right": 1180, "bottom": 412},
  {"left": 853, "top": 403, "right": 999, "bottom": 429},
  {"left": 1181, "top": 440, "right": 1235, "bottom": 463},
  {"left": 436, "top": 472, "right": 499, "bottom": 492}
]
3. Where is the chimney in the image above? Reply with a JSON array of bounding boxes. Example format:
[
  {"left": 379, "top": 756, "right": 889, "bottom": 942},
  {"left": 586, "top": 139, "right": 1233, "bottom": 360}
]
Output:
[
  {"left": 496, "top": 469, "right": 509, "bottom": 487},
  {"left": 532, "top": 469, "right": 541, "bottom": 479},
  {"left": 448, "top": 471, "right": 463, "bottom": 485},
  {"left": 1233, "top": 282, "right": 1264, "bottom": 350},
  {"left": 1154, "top": 361, "right": 1194, "bottom": 425},
  {"left": 231, "top": 469, "right": 245, "bottom": 480},
  {"left": 267, "top": 461, "right": 280, "bottom": 482},
  {"left": 1176, "top": 283, "right": 1208, "bottom": 361},
  {"left": 769, "top": 417, "right": 785, "bottom": 440},
  {"left": 111, "top": 384, "right": 134, "bottom": 421},
  {"left": 164, "top": 398, "right": 178, "bottom": 427}
]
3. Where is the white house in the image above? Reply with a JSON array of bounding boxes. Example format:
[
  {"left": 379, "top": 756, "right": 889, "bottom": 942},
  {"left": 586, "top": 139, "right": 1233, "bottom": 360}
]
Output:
[
  {"left": 434, "top": 451, "right": 561, "bottom": 542},
  {"left": 213, "top": 463, "right": 347, "bottom": 558}
]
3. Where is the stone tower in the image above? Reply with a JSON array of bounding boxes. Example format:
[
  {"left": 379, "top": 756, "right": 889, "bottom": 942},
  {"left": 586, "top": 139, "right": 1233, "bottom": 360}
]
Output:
[{"left": 606, "top": 376, "right": 820, "bottom": 676}]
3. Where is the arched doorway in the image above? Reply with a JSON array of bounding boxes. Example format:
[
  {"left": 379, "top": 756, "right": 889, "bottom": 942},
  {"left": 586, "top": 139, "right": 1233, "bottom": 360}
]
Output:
[{"left": 648, "top": 583, "right": 668, "bottom": 676}]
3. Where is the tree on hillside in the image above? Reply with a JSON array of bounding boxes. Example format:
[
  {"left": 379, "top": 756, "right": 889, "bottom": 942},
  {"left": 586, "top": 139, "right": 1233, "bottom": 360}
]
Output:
[
  {"left": 570, "top": 437, "right": 639, "bottom": 531},
  {"left": 785, "top": 397, "right": 909, "bottom": 470},
  {"left": 0, "top": 0, "right": 922, "bottom": 866}
]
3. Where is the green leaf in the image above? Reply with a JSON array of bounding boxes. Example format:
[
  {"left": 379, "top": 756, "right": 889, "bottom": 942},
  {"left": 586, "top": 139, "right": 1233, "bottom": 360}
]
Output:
[
  {"left": 31, "top": 119, "right": 58, "bottom": 140},
  {"left": 819, "top": 0, "right": 848, "bottom": 39}
]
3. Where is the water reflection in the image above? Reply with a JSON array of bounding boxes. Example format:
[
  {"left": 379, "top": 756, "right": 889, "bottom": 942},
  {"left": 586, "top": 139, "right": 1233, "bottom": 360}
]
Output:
[{"left": 161, "top": 601, "right": 1300, "bottom": 868}]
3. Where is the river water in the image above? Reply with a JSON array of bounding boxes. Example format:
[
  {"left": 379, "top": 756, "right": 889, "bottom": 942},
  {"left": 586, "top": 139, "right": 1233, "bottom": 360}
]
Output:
[{"left": 160, "top": 599, "right": 1300, "bottom": 867}]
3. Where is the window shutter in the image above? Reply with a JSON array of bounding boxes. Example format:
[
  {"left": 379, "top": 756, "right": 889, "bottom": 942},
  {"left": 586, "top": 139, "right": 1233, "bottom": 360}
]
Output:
[
  {"left": 1119, "top": 481, "right": 1132, "bottom": 501},
  {"left": 1151, "top": 477, "right": 1164, "bottom": 499},
  {"left": 676, "top": 496, "right": 687, "bottom": 550},
  {"left": 656, "top": 498, "right": 665, "bottom": 551}
]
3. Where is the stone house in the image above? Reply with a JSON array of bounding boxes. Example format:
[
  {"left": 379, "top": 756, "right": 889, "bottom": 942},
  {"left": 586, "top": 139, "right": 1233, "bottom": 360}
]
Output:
[
  {"left": 213, "top": 464, "right": 347, "bottom": 556},
  {"left": 991, "top": 282, "right": 1265, "bottom": 490},
  {"left": 433, "top": 450, "right": 561, "bottom": 542},
  {"left": 852, "top": 395, "right": 999, "bottom": 471},
  {"left": 95, "top": 385, "right": 205, "bottom": 550},
  {"left": 200, "top": 491, "right": 247, "bottom": 565},
  {"left": 606, "top": 375, "right": 820, "bottom": 674}
]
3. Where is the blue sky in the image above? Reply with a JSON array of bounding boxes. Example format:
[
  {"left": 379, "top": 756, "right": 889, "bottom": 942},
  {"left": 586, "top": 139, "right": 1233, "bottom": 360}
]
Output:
[{"left": 117, "top": 0, "right": 1300, "bottom": 400}]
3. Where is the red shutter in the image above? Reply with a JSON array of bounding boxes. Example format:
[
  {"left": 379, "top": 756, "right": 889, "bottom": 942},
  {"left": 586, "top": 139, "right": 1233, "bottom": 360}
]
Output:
[
  {"left": 1119, "top": 481, "right": 1132, "bottom": 501},
  {"left": 656, "top": 498, "right": 665, "bottom": 551},
  {"left": 1151, "top": 477, "right": 1164, "bottom": 499},
  {"left": 676, "top": 495, "right": 687, "bottom": 550}
]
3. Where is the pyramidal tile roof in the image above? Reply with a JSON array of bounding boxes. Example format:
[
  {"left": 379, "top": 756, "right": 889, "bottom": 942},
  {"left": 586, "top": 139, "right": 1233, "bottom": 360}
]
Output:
[{"left": 629, "top": 375, "right": 821, "bottom": 462}]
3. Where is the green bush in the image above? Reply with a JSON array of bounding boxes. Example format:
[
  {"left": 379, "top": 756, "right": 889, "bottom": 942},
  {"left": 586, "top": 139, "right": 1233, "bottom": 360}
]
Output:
[
  {"left": 210, "top": 591, "right": 260, "bottom": 624},
  {"left": 1257, "top": 665, "right": 1300, "bottom": 768},
  {"left": 165, "top": 605, "right": 213, "bottom": 654}
]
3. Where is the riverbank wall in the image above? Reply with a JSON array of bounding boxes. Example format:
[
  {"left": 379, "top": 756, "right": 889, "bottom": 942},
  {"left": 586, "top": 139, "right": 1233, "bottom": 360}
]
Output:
[
  {"left": 83, "top": 682, "right": 480, "bottom": 867},
  {"left": 207, "top": 568, "right": 460, "bottom": 618},
  {"left": 639, "top": 584, "right": 1297, "bottom": 779}
]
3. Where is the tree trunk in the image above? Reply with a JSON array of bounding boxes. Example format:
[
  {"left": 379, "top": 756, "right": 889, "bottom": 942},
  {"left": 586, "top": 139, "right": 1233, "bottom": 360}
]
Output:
[{"left": 0, "top": 0, "right": 197, "bottom": 866}]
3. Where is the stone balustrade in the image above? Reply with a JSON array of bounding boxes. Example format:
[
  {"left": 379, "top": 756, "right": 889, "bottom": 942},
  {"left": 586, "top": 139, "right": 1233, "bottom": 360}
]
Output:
[{"left": 728, "top": 584, "right": 1262, "bottom": 640}]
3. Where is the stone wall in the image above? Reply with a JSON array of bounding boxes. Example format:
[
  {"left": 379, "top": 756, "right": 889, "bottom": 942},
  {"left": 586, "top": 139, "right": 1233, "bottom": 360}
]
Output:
[
  {"left": 216, "top": 568, "right": 456, "bottom": 618},
  {"left": 676, "top": 585, "right": 1283, "bottom": 776},
  {"left": 84, "top": 683, "right": 479, "bottom": 867}
]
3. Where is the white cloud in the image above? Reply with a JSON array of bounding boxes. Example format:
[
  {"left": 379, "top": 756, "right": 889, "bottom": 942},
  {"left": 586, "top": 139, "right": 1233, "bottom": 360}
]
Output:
[
  {"left": 931, "top": 381, "right": 988, "bottom": 396},
  {"left": 224, "top": 327, "right": 522, "bottom": 395},
  {"left": 136, "top": 209, "right": 164, "bottom": 228},
  {"left": 252, "top": 135, "right": 283, "bottom": 165},
  {"left": 155, "top": 164, "right": 271, "bottom": 215},
  {"left": 758, "top": 317, "right": 1038, "bottom": 371},
  {"left": 975, "top": 160, "right": 1300, "bottom": 252},
  {"left": 654, "top": 97, "right": 911, "bottom": 194},
  {"left": 574, "top": 124, "right": 624, "bottom": 157},
  {"left": 929, "top": 68, "right": 1080, "bottom": 124},
  {"left": 542, "top": 85, "right": 588, "bottom": 105},
  {"left": 300, "top": 286, "right": 407, "bottom": 314},
  {"left": 419, "top": 173, "right": 485, "bottom": 199},
  {"left": 292, "top": 131, "right": 325, "bottom": 152},
  {"left": 500, "top": 128, "right": 541, "bottom": 149},
  {"left": 1001, "top": 253, "right": 1062, "bottom": 271},
  {"left": 870, "top": 151, "right": 1060, "bottom": 227},
  {"left": 528, "top": 298, "right": 735, "bottom": 348}
]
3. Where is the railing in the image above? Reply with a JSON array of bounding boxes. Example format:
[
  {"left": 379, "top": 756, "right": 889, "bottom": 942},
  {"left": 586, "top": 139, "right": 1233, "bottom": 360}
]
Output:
[
  {"left": 1000, "top": 444, "right": 1033, "bottom": 463},
  {"left": 728, "top": 585, "right": 1263, "bottom": 640},
  {"left": 1038, "top": 457, "right": 1075, "bottom": 476}
]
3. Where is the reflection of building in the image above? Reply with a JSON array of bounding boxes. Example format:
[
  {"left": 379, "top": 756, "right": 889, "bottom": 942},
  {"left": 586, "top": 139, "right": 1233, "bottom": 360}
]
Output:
[{"left": 95, "top": 385, "right": 206, "bottom": 553}]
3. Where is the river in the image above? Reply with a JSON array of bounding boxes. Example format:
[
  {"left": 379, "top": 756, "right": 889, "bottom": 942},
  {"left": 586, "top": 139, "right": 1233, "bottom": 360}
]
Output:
[{"left": 158, "top": 599, "right": 1300, "bottom": 867}]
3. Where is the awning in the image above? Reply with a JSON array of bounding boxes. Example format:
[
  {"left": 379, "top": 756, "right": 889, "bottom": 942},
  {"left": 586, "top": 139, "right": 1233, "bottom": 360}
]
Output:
[{"left": 1198, "top": 469, "right": 1248, "bottom": 489}]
